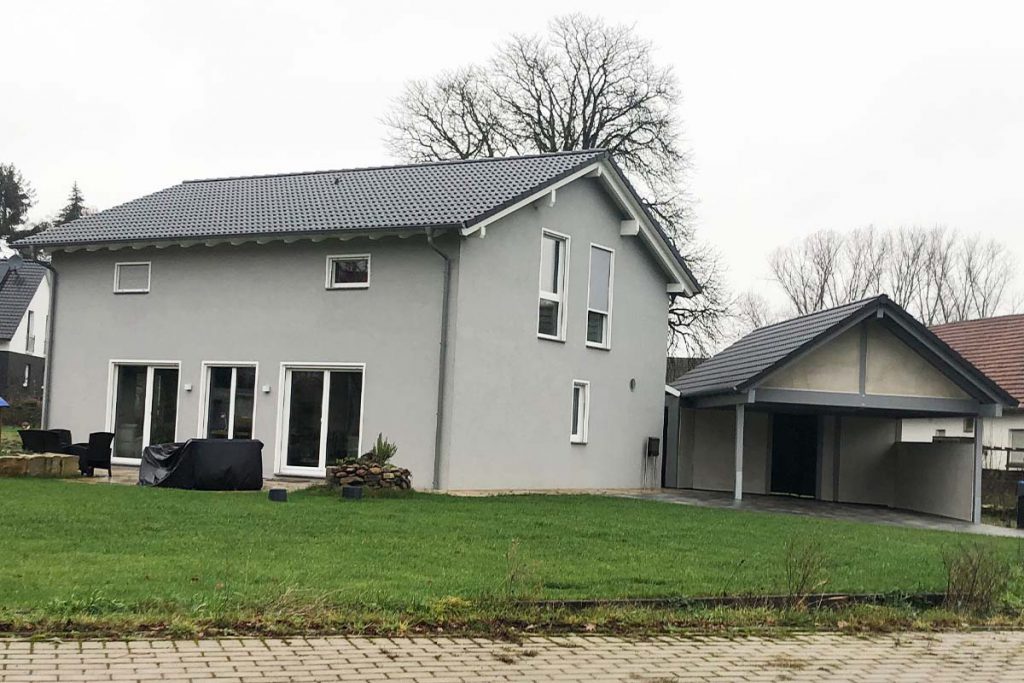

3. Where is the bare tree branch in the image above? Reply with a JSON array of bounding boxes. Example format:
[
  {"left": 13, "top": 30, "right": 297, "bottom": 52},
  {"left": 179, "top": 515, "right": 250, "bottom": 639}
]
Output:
[{"left": 383, "top": 14, "right": 724, "bottom": 355}]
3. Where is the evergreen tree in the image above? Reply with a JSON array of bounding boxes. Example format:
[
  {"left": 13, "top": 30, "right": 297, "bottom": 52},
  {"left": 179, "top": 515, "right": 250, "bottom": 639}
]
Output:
[
  {"left": 0, "top": 163, "right": 35, "bottom": 238},
  {"left": 55, "top": 181, "right": 86, "bottom": 225}
]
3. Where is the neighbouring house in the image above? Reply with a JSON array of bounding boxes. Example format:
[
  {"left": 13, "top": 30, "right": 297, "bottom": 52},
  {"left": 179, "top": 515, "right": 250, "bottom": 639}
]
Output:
[
  {"left": 664, "top": 296, "right": 1017, "bottom": 523},
  {"left": 901, "top": 314, "right": 1024, "bottom": 469},
  {"left": 12, "top": 150, "right": 699, "bottom": 489},
  {"left": 0, "top": 258, "right": 49, "bottom": 404}
]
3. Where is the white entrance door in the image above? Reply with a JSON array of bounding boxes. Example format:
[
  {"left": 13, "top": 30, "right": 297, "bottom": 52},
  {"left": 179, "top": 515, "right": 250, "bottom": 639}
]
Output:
[
  {"left": 278, "top": 364, "right": 364, "bottom": 476},
  {"left": 110, "top": 363, "right": 180, "bottom": 463}
]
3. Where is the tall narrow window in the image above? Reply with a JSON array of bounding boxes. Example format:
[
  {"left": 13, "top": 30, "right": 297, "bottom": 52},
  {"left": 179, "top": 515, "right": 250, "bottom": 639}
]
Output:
[
  {"left": 25, "top": 310, "right": 35, "bottom": 354},
  {"left": 571, "top": 380, "right": 590, "bottom": 444},
  {"left": 204, "top": 365, "right": 257, "bottom": 439},
  {"left": 538, "top": 230, "right": 569, "bottom": 339},
  {"left": 586, "top": 245, "right": 614, "bottom": 348}
]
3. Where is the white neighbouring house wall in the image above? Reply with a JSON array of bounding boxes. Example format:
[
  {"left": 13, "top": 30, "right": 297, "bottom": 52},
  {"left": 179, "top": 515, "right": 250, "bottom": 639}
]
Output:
[
  {"left": 0, "top": 274, "right": 50, "bottom": 358},
  {"left": 902, "top": 413, "right": 1024, "bottom": 469}
]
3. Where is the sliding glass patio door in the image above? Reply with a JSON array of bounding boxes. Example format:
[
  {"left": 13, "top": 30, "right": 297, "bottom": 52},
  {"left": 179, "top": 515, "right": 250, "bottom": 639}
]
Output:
[
  {"left": 280, "top": 365, "right": 363, "bottom": 476},
  {"left": 111, "top": 363, "right": 179, "bottom": 462}
]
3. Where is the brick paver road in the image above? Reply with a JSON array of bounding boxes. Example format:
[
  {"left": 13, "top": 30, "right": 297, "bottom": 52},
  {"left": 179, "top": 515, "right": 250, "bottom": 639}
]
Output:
[{"left": 2, "top": 631, "right": 1023, "bottom": 682}]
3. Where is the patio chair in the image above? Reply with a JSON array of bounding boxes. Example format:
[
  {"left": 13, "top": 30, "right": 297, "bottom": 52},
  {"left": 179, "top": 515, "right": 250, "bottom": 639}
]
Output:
[
  {"left": 48, "top": 429, "right": 73, "bottom": 449},
  {"left": 18, "top": 429, "right": 64, "bottom": 454},
  {"left": 64, "top": 432, "right": 114, "bottom": 477}
]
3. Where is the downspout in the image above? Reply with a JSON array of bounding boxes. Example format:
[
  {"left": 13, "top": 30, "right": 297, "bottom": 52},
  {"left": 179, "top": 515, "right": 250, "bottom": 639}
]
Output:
[
  {"left": 425, "top": 227, "right": 453, "bottom": 490},
  {"left": 15, "top": 249, "right": 58, "bottom": 428}
]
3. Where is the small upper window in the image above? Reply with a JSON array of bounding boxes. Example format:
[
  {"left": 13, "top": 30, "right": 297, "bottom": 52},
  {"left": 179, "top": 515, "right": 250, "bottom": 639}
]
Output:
[
  {"left": 538, "top": 230, "right": 569, "bottom": 340},
  {"left": 326, "top": 255, "right": 370, "bottom": 289},
  {"left": 586, "top": 245, "right": 614, "bottom": 348},
  {"left": 571, "top": 380, "right": 590, "bottom": 444},
  {"left": 114, "top": 262, "right": 151, "bottom": 294},
  {"left": 963, "top": 418, "right": 975, "bottom": 434}
]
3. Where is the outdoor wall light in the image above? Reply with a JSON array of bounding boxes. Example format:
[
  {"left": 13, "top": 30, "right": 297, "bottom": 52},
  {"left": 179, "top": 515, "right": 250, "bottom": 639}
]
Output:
[
  {"left": 261, "top": 385, "right": 272, "bottom": 394},
  {"left": 183, "top": 383, "right": 193, "bottom": 392},
  {"left": 629, "top": 378, "right": 637, "bottom": 391}
]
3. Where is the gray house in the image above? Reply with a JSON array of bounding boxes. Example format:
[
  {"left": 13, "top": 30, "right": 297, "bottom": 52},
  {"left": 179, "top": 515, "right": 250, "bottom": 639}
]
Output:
[
  {"left": 665, "top": 296, "right": 1017, "bottom": 523},
  {"left": 14, "top": 150, "right": 699, "bottom": 489}
]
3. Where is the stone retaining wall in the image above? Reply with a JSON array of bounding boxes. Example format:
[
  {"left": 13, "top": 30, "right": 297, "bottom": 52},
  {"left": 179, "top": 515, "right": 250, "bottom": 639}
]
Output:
[
  {"left": 326, "top": 461, "right": 412, "bottom": 490},
  {"left": 0, "top": 453, "right": 80, "bottom": 478}
]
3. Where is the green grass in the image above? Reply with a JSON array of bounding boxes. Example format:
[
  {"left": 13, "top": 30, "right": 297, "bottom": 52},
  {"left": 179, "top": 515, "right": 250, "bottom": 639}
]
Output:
[{"left": 0, "top": 479, "right": 1022, "bottom": 636}]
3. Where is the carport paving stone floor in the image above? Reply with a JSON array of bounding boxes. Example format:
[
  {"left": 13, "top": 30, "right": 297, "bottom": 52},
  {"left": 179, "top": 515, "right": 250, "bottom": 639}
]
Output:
[
  {"left": 2, "top": 632, "right": 1024, "bottom": 681},
  {"left": 620, "top": 489, "right": 1024, "bottom": 537}
]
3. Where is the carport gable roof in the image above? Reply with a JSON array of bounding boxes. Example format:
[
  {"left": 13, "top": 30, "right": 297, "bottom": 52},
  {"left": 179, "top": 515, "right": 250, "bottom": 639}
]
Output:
[{"left": 672, "top": 295, "right": 1017, "bottom": 407}]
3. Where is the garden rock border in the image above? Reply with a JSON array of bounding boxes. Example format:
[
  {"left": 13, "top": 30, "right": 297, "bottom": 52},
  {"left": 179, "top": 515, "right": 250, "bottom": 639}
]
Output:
[{"left": 326, "top": 461, "right": 411, "bottom": 490}]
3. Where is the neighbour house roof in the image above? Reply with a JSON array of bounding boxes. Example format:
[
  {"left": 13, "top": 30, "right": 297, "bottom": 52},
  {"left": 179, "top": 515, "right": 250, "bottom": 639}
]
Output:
[
  {"left": 930, "top": 315, "right": 1024, "bottom": 404},
  {"left": 671, "top": 295, "right": 1017, "bottom": 407},
  {"left": 0, "top": 261, "right": 46, "bottom": 341},
  {"left": 12, "top": 150, "right": 698, "bottom": 290}
]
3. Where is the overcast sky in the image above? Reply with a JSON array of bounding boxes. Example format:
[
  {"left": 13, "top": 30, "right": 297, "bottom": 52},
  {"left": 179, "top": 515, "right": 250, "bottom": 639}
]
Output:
[{"left": 4, "top": 0, "right": 1023, "bottom": 304}]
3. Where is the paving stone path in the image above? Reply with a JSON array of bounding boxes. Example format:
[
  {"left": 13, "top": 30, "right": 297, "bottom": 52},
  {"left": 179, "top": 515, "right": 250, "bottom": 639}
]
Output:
[{"left": 2, "top": 631, "right": 1023, "bottom": 682}]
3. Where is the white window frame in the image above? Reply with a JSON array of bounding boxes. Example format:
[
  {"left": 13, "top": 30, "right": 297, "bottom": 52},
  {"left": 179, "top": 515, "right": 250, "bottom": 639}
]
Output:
[
  {"left": 571, "top": 379, "right": 590, "bottom": 444},
  {"left": 585, "top": 243, "right": 615, "bottom": 350},
  {"left": 196, "top": 361, "right": 260, "bottom": 440},
  {"left": 273, "top": 361, "right": 367, "bottom": 477},
  {"left": 325, "top": 254, "right": 371, "bottom": 290},
  {"left": 113, "top": 262, "right": 152, "bottom": 294},
  {"left": 537, "top": 229, "right": 571, "bottom": 342},
  {"left": 104, "top": 360, "right": 182, "bottom": 464},
  {"left": 25, "top": 310, "right": 35, "bottom": 354}
]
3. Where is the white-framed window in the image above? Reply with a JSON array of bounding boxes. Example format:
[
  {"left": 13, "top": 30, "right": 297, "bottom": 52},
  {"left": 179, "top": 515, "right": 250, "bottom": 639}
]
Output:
[
  {"left": 586, "top": 244, "right": 614, "bottom": 348},
  {"left": 199, "top": 363, "right": 258, "bottom": 440},
  {"left": 963, "top": 417, "right": 976, "bottom": 434},
  {"left": 326, "top": 254, "right": 370, "bottom": 289},
  {"left": 113, "top": 262, "right": 151, "bottom": 294},
  {"left": 538, "top": 230, "right": 570, "bottom": 340},
  {"left": 571, "top": 379, "right": 590, "bottom": 444},
  {"left": 25, "top": 310, "right": 35, "bottom": 354}
]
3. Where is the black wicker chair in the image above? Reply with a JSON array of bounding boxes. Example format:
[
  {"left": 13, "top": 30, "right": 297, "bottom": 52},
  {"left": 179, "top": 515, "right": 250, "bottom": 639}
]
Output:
[
  {"left": 48, "top": 429, "right": 73, "bottom": 449},
  {"left": 64, "top": 432, "right": 114, "bottom": 477},
  {"left": 18, "top": 429, "right": 64, "bottom": 454}
]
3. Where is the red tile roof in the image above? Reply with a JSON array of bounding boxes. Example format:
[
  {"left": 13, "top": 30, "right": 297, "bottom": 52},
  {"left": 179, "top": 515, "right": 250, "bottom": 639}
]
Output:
[{"left": 931, "top": 315, "right": 1024, "bottom": 403}]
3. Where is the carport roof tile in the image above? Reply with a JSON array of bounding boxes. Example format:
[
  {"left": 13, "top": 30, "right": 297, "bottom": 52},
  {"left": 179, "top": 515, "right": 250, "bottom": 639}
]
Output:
[{"left": 672, "top": 297, "right": 881, "bottom": 397}]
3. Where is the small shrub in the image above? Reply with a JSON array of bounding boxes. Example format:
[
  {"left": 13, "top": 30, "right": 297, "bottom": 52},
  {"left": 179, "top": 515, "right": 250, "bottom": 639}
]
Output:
[
  {"left": 942, "top": 542, "right": 1009, "bottom": 614},
  {"left": 782, "top": 537, "right": 828, "bottom": 607},
  {"left": 368, "top": 433, "right": 398, "bottom": 464}
]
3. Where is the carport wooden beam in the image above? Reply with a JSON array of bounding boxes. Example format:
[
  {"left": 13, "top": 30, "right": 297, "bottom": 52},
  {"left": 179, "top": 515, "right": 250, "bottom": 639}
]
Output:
[{"left": 734, "top": 404, "right": 745, "bottom": 501}]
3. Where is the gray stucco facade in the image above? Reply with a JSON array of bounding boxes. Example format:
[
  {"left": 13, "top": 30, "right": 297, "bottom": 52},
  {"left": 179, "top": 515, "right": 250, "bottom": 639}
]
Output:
[{"left": 44, "top": 175, "right": 679, "bottom": 489}]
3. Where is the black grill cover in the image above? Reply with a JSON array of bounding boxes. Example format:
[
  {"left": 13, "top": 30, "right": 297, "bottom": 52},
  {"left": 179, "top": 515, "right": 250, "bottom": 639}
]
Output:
[{"left": 139, "top": 439, "right": 264, "bottom": 490}]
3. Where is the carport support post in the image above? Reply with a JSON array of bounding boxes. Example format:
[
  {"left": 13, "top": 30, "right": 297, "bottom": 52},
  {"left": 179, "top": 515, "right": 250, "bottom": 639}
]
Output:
[
  {"left": 973, "top": 417, "right": 984, "bottom": 524},
  {"left": 734, "top": 404, "right": 745, "bottom": 501}
]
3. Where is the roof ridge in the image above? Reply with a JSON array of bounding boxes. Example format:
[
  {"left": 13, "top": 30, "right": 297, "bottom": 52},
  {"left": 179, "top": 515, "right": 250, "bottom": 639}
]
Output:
[
  {"left": 748, "top": 294, "right": 886, "bottom": 334},
  {"left": 182, "top": 149, "right": 609, "bottom": 185}
]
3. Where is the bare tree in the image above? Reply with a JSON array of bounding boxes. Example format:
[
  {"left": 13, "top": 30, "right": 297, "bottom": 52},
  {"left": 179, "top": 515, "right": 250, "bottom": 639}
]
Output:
[
  {"left": 732, "top": 290, "right": 782, "bottom": 332},
  {"left": 768, "top": 226, "right": 1018, "bottom": 325},
  {"left": 383, "top": 14, "right": 723, "bottom": 354}
]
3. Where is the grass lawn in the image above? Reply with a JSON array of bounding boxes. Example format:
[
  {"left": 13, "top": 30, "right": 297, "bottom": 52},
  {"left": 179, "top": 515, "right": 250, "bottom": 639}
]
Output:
[{"left": 0, "top": 478, "right": 1022, "bottom": 636}]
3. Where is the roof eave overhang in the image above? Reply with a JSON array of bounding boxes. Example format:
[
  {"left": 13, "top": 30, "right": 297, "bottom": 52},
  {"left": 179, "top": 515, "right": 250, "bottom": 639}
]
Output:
[
  {"left": 15, "top": 225, "right": 464, "bottom": 254},
  {"left": 459, "top": 158, "right": 701, "bottom": 296}
]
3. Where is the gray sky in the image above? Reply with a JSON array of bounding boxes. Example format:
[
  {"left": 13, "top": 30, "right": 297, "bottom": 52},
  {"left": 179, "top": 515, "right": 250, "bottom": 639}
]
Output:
[{"left": 5, "top": 0, "right": 1023, "bottom": 304}]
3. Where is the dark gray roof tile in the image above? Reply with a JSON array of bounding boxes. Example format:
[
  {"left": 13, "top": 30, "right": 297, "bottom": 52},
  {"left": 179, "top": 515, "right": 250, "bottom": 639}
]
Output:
[
  {"left": 0, "top": 261, "right": 46, "bottom": 341},
  {"left": 16, "top": 150, "right": 608, "bottom": 247}
]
